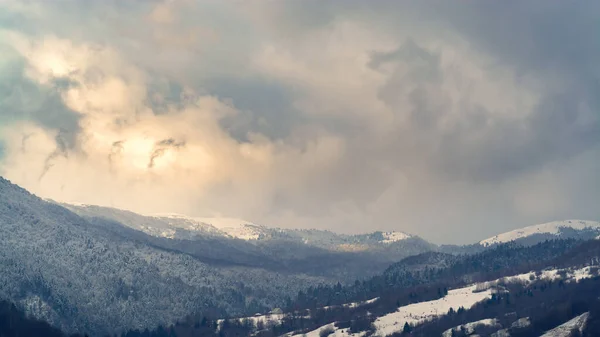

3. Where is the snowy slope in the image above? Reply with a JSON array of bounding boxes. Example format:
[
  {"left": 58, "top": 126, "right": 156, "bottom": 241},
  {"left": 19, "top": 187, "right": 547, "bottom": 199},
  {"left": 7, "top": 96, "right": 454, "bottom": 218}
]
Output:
[
  {"left": 61, "top": 203, "right": 423, "bottom": 251},
  {"left": 59, "top": 204, "right": 225, "bottom": 239},
  {"left": 541, "top": 312, "right": 589, "bottom": 337},
  {"left": 480, "top": 220, "right": 600, "bottom": 246},
  {"left": 373, "top": 284, "right": 494, "bottom": 336},
  {"left": 283, "top": 282, "right": 496, "bottom": 337},
  {"left": 151, "top": 213, "right": 416, "bottom": 246},
  {"left": 373, "top": 266, "right": 598, "bottom": 336},
  {"left": 152, "top": 213, "right": 262, "bottom": 240},
  {"left": 0, "top": 178, "right": 329, "bottom": 334},
  {"left": 443, "top": 318, "right": 501, "bottom": 337},
  {"left": 289, "top": 322, "right": 366, "bottom": 337},
  {"left": 57, "top": 202, "right": 436, "bottom": 283},
  {"left": 281, "top": 265, "right": 600, "bottom": 337},
  {"left": 60, "top": 205, "right": 268, "bottom": 241}
]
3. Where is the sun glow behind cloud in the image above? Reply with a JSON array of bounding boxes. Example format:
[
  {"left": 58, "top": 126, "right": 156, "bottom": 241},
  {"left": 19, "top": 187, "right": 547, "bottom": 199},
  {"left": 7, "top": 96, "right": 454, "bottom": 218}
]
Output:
[{"left": 0, "top": 0, "right": 598, "bottom": 243}]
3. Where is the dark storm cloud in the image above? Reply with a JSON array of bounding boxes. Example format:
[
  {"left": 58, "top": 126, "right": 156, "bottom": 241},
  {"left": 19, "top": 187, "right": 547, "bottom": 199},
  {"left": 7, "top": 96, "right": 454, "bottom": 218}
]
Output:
[
  {"left": 436, "top": 1, "right": 600, "bottom": 76},
  {"left": 367, "top": 29, "right": 600, "bottom": 183},
  {"left": 207, "top": 77, "right": 305, "bottom": 141},
  {"left": 427, "top": 1, "right": 600, "bottom": 180},
  {"left": 0, "top": 57, "right": 81, "bottom": 148}
]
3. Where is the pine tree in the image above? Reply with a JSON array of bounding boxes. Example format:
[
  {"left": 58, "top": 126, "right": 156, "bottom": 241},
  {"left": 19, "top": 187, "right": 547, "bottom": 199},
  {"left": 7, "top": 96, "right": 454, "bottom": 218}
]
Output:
[{"left": 403, "top": 322, "right": 412, "bottom": 333}]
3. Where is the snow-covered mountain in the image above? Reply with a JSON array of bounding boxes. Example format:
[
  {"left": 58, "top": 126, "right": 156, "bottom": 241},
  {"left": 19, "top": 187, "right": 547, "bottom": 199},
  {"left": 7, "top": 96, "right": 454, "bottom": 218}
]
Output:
[
  {"left": 7, "top": 176, "right": 600, "bottom": 336},
  {"left": 480, "top": 220, "right": 600, "bottom": 247},
  {"left": 60, "top": 203, "right": 426, "bottom": 254},
  {"left": 157, "top": 216, "right": 420, "bottom": 251},
  {"left": 0, "top": 177, "right": 441, "bottom": 333},
  {"left": 151, "top": 213, "right": 264, "bottom": 240},
  {"left": 0, "top": 177, "right": 330, "bottom": 334}
]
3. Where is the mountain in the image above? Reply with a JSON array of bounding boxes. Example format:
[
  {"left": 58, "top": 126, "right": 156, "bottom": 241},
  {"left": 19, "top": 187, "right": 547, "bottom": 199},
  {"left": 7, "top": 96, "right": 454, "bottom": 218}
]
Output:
[
  {"left": 59, "top": 203, "right": 436, "bottom": 278},
  {"left": 480, "top": 220, "right": 600, "bottom": 247},
  {"left": 55, "top": 205, "right": 228, "bottom": 240},
  {"left": 197, "top": 239, "right": 600, "bottom": 337},
  {"left": 60, "top": 203, "right": 423, "bottom": 252},
  {"left": 6, "top": 176, "right": 600, "bottom": 336},
  {"left": 10, "top": 245, "right": 600, "bottom": 337},
  {"left": 0, "top": 177, "right": 436, "bottom": 335},
  {"left": 0, "top": 177, "right": 333, "bottom": 334}
]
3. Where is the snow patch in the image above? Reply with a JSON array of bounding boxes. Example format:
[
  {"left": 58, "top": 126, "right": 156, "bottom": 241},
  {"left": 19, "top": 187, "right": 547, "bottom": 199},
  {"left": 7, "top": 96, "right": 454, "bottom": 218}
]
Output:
[
  {"left": 288, "top": 323, "right": 367, "bottom": 337},
  {"left": 151, "top": 213, "right": 262, "bottom": 240},
  {"left": 152, "top": 213, "right": 254, "bottom": 229},
  {"left": 322, "top": 297, "right": 379, "bottom": 311},
  {"left": 190, "top": 217, "right": 255, "bottom": 229},
  {"left": 347, "top": 297, "right": 379, "bottom": 309},
  {"left": 217, "top": 313, "right": 285, "bottom": 332},
  {"left": 511, "top": 317, "right": 531, "bottom": 329},
  {"left": 381, "top": 231, "right": 412, "bottom": 243},
  {"left": 62, "top": 201, "right": 93, "bottom": 207}
]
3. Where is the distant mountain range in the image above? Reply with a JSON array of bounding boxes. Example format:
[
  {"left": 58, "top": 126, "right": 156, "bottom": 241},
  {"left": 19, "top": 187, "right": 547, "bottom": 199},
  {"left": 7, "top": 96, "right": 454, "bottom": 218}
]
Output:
[
  {"left": 0, "top": 177, "right": 433, "bottom": 334},
  {"left": 60, "top": 202, "right": 600, "bottom": 252},
  {"left": 59, "top": 203, "right": 420, "bottom": 252}
]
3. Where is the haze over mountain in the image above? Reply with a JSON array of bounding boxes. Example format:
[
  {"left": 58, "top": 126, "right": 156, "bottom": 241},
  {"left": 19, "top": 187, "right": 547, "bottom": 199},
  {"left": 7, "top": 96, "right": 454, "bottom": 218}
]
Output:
[
  {"left": 2, "top": 176, "right": 600, "bottom": 336},
  {"left": 1, "top": 1, "right": 600, "bottom": 335},
  {"left": 0, "top": 1, "right": 599, "bottom": 243},
  {"left": 0, "top": 177, "right": 442, "bottom": 333}
]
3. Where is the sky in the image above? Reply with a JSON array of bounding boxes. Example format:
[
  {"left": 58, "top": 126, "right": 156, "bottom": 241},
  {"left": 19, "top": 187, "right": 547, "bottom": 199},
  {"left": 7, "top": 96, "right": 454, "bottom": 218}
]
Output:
[{"left": 0, "top": 0, "right": 599, "bottom": 244}]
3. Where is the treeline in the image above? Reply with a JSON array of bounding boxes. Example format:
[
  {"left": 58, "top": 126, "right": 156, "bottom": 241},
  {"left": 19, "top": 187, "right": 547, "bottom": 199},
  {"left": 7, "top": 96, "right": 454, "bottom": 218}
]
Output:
[
  {"left": 153, "top": 273, "right": 600, "bottom": 337},
  {"left": 10, "top": 239, "right": 600, "bottom": 337},
  {"left": 287, "top": 239, "right": 580, "bottom": 311},
  {"left": 118, "top": 281, "right": 446, "bottom": 337},
  {"left": 400, "top": 274, "right": 600, "bottom": 336},
  {"left": 122, "top": 239, "right": 596, "bottom": 337}
]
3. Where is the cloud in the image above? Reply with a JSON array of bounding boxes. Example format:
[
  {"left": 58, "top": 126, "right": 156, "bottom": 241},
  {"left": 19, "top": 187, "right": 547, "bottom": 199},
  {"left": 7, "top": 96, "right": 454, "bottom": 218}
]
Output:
[
  {"left": 148, "top": 138, "right": 186, "bottom": 169},
  {"left": 0, "top": 0, "right": 598, "bottom": 244},
  {"left": 39, "top": 128, "right": 70, "bottom": 181}
]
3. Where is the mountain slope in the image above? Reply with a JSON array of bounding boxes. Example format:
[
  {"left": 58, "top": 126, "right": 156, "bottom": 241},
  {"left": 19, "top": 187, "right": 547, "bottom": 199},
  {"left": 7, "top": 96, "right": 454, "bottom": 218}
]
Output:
[
  {"left": 0, "top": 178, "right": 327, "bottom": 334},
  {"left": 0, "top": 300, "right": 82, "bottom": 337},
  {"left": 60, "top": 203, "right": 436, "bottom": 279},
  {"left": 204, "top": 239, "right": 600, "bottom": 337},
  {"left": 62, "top": 204, "right": 423, "bottom": 251},
  {"left": 540, "top": 312, "right": 589, "bottom": 337},
  {"left": 0, "top": 177, "right": 440, "bottom": 335},
  {"left": 480, "top": 220, "right": 600, "bottom": 247}
]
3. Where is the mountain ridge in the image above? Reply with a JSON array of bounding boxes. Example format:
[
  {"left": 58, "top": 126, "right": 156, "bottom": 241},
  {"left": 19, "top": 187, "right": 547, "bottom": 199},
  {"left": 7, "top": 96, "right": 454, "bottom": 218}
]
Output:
[
  {"left": 59, "top": 202, "right": 420, "bottom": 252},
  {"left": 480, "top": 220, "right": 600, "bottom": 247}
]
